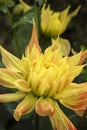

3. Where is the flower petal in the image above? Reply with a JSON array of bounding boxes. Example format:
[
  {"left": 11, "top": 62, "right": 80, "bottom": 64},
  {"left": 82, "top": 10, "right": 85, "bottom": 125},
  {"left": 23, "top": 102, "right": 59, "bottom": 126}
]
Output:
[
  {"left": 0, "top": 68, "right": 23, "bottom": 88},
  {"left": 25, "top": 20, "right": 41, "bottom": 57},
  {"left": 13, "top": 94, "right": 37, "bottom": 121},
  {"left": 57, "top": 83, "right": 87, "bottom": 116},
  {"left": 35, "top": 97, "right": 54, "bottom": 116},
  {"left": 49, "top": 100, "right": 76, "bottom": 130},
  {"left": 67, "top": 52, "right": 81, "bottom": 66},
  {"left": 14, "top": 79, "right": 31, "bottom": 92},
  {"left": 0, "top": 91, "right": 26, "bottom": 102},
  {"left": 0, "top": 46, "right": 21, "bottom": 72},
  {"left": 64, "top": 65, "right": 84, "bottom": 87},
  {"left": 78, "top": 50, "right": 87, "bottom": 65}
]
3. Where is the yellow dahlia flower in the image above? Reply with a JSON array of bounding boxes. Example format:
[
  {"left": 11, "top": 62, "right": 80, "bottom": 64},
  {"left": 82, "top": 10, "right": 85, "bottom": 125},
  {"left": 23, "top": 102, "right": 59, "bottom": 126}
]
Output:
[
  {"left": 0, "top": 23, "right": 87, "bottom": 130},
  {"left": 41, "top": 4, "right": 81, "bottom": 37}
]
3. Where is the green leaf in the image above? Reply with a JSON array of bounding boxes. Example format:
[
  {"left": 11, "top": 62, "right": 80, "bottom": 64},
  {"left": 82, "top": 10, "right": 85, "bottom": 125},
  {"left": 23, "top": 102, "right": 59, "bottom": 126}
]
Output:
[
  {"left": 12, "top": 8, "right": 35, "bottom": 28},
  {"left": 5, "top": 0, "right": 15, "bottom": 7},
  {"left": 0, "top": 0, "right": 15, "bottom": 13},
  {"left": 0, "top": 4, "right": 8, "bottom": 13}
]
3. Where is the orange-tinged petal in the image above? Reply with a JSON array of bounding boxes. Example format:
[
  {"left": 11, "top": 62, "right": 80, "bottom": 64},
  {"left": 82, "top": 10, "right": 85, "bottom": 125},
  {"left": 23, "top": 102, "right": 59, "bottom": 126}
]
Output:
[
  {"left": 57, "top": 83, "right": 87, "bottom": 116},
  {"left": 49, "top": 100, "right": 76, "bottom": 130},
  {"left": 0, "top": 68, "right": 23, "bottom": 88},
  {"left": 35, "top": 97, "right": 54, "bottom": 116},
  {"left": 78, "top": 50, "right": 87, "bottom": 65},
  {"left": 13, "top": 94, "right": 37, "bottom": 121},
  {"left": 0, "top": 91, "right": 27, "bottom": 102},
  {"left": 0, "top": 46, "right": 21, "bottom": 72},
  {"left": 25, "top": 20, "right": 41, "bottom": 57}
]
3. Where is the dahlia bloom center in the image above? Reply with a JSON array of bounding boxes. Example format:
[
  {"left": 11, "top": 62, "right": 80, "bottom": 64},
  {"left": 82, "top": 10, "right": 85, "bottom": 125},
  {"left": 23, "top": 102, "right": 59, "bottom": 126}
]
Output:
[{"left": 23, "top": 45, "right": 69, "bottom": 98}]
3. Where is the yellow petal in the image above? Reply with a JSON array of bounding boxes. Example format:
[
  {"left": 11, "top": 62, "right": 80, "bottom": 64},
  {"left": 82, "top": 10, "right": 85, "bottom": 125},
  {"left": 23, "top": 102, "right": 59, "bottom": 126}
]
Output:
[
  {"left": 67, "top": 52, "right": 82, "bottom": 66},
  {"left": 35, "top": 97, "right": 54, "bottom": 116},
  {"left": 0, "top": 91, "right": 26, "bottom": 103},
  {"left": 69, "top": 5, "right": 81, "bottom": 19},
  {"left": 52, "top": 37, "right": 71, "bottom": 56},
  {"left": 57, "top": 83, "right": 87, "bottom": 116},
  {"left": 60, "top": 5, "right": 71, "bottom": 21},
  {"left": 15, "top": 79, "right": 31, "bottom": 92},
  {"left": 0, "top": 46, "right": 21, "bottom": 72},
  {"left": 0, "top": 68, "right": 23, "bottom": 88},
  {"left": 13, "top": 94, "right": 37, "bottom": 121},
  {"left": 49, "top": 100, "right": 76, "bottom": 130}
]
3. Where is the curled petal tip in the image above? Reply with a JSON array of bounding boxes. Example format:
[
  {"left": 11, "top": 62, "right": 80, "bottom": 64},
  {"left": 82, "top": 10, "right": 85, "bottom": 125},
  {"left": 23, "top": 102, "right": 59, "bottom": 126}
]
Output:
[{"left": 13, "top": 106, "right": 25, "bottom": 121}]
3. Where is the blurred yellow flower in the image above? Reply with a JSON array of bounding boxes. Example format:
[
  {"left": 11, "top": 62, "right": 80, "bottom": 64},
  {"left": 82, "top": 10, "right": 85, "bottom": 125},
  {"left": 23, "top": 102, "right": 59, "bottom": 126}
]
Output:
[
  {"left": 0, "top": 22, "right": 87, "bottom": 130},
  {"left": 41, "top": 4, "right": 81, "bottom": 37}
]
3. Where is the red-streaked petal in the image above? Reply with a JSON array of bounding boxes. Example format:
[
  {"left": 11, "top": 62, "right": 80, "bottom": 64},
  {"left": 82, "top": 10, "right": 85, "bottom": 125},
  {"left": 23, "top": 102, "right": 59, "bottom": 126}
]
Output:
[
  {"left": 35, "top": 97, "right": 54, "bottom": 116},
  {"left": 0, "top": 68, "right": 23, "bottom": 88},
  {"left": 0, "top": 46, "right": 21, "bottom": 72},
  {"left": 25, "top": 20, "right": 41, "bottom": 56},
  {"left": 57, "top": 83, "right": 87, "bottom": 115},
  {"left": 13, "top": 94, "right": 37, "bottom": 121},
  {"left": 0, "top": 91, "right": 27, "bottom": 102},
  {"left": 49, "top": 100, "right": 76, "bottom": 130},
  {"left": 78, "top": 50, "right": 87, "bottom": 65}
]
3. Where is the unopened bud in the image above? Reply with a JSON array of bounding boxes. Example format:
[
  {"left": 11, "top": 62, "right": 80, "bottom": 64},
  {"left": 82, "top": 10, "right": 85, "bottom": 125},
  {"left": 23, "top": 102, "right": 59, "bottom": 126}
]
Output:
[{"left": 12, "top": 4, "right": 24, "bottom": 16}]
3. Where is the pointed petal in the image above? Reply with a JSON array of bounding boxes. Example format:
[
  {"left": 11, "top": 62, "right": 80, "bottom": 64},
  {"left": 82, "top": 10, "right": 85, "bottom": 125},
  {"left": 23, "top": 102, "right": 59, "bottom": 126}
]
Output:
[
  {"left": 0, "top": 46, "right": 21, "bottom": 72},
  {"left": 25, "top": 20, "right": 41, "bottom": 56},
  {"left": 69, "top": 5, "right": 81, "bottom": 19},
  {"left": 14, "top": 79, "right": 31, "bottom": 92},
  {"left": 60, "top": 5, "right": 71, "bottom": 21},
  {"left": 49, "top": 100, "right": 76, "bottom": 130},
  {"left": 65, "top": 65, "right": 84, "bottom": 86},
  {"left": 35, "top": 97, "right": 54, "bottom": 116},
  {"left": 78, "top": 50, "right": 87, "bottom": 65},
  {"left": 13, "top": 94, "right": 37, "bottom": 121},
  {"left": 67, "top": 52, "right": 81, "bottom": 66},
  {"left": 0, "top": 91, "right": 27, "bottom": 103},
  {"left": 57, "top": 83, "right": 87, "bottom": 116},
  {"left": 0, "top": 68, "right": 23, "bottom": 88}
]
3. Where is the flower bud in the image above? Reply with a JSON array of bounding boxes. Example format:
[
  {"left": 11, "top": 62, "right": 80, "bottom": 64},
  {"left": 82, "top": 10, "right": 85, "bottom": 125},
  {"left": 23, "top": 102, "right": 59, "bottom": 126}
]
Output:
[{"left": 12, "top": 4, "right": 24, "bottom": 16}]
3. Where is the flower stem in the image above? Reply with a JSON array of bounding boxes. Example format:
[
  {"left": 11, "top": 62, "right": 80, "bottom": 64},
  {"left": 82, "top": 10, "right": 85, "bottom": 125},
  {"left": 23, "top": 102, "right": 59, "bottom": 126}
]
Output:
[
  {"left": 33, "top": 111, "right": 39, "bottom": 130},
  {"left": 77, "top": 107, "right": 87, "bottom": 130},
  {"left": 7, "top": 9, "right": 22, "bottom": 58}
]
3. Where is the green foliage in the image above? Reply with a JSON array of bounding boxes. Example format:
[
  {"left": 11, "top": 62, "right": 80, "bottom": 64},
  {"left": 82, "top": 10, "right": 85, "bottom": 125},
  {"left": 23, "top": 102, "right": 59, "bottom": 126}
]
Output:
[
  {"left": 0, "top": 0, "right": 15, "bottom": 13},
  {"left": 12, "top": 8, "right": 35, "bottom": 28}
]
